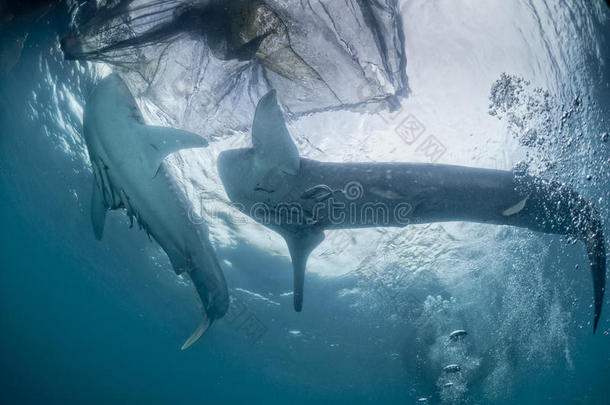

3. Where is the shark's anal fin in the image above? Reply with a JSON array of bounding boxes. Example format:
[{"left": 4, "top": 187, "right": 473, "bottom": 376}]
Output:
[
  {"left": 141, "top": 126, "right": 209, "bottom": 177},
  {"left": 282, "top": 229, "right": 325, "bottom": 312},
  {"left": 252, "top": 90, "right": 300, "bottom": 175},
  {"left": 91, "top": 180, "right": 107, "bottom": 240}
]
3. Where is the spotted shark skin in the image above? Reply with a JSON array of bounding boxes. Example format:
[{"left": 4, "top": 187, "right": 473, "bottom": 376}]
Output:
[{"left": 218, "top": 90, "right": 606, "bottom": 332}]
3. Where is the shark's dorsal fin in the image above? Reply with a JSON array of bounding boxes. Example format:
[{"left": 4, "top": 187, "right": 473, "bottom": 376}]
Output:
[
  {"left": 252, "top": 90, "right": 300, "bottom": 175},
  {"left": 140, "top": 125, "right": 209, "bottom": 177},
  {"left": 281, "top": 229, "right": 325, "bottom": 311},
  {"left": 91, "top": 177, "right": 107, "bottom": 240}
]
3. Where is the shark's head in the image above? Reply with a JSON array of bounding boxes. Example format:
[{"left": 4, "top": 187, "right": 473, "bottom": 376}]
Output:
[
  {"left": 86, "top": 74, "right": 144, "bottom": 126},
  {"left": 85, "top": 73, "right": 208, "bottom": 180},
  {"left": 83, "top": 74, "right": 144, "bottom": 157}
]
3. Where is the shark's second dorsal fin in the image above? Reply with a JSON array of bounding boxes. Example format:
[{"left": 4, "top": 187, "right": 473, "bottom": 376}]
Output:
[
  {"left": 281, "top": 229, "right": 325, "bottom": 311},
  {"left": 140, "top": 125, "right": 209, "bottom": 177},
  {"left": 252, "top": 90, "right": 300, "bottom": 175}
]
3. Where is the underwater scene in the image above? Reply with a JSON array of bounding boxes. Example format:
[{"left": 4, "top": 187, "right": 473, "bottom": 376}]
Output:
[{"left": 1, "top": 0, "right": 610, "bottom": 403}]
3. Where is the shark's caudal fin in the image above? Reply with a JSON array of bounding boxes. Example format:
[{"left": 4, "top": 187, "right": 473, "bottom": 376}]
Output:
[
  {"left": 494, "top": 172, "right": 606, "bottom": 333},
  {"left": 252, "top": 90, "right": 300, "bottom": 175},
  {"left": 181, "top": 306, "right": 212, "bottom": 350},
  {"left": 511, "top": 175, "right": 607, "bottom": 332},
  {"left": 282, "top": 230, "right": 325, "bottom": 311},
  {"left": 140, "top": 125, "right": 209, "bottom": 177},
  {"left": 175, "top": 252, "right": 229, "bottom": 349},
  {"left": 178, "top": 268, "right": 215, "bottom": 350},
  {"left": 584, "top": 217, "right": 606, "bottom": 333}
]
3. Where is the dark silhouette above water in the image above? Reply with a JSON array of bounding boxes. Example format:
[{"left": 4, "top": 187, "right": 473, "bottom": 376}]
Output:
[{"left": 59, "top": 0, "right": 408, "bottom": 116}]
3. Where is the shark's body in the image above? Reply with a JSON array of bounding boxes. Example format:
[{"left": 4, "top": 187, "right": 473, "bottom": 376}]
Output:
[
  {"left": 84, "top": 74, "right": 229, "bottom": 349},
  {"left": 218, "top": 91, "right": 606, "bottom": 331}
]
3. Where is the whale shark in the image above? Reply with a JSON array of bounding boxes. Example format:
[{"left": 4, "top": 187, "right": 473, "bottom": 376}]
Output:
[
  {"left": 217, "top": 90, "right": 606, "bottom": 332},
  {"left": 83, "top": 74, "right": 229, "bottom": 349}
]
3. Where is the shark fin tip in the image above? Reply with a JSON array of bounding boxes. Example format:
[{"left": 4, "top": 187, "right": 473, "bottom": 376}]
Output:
[{"left": 180, "top": 312, "right": 211, "bottom": 350}]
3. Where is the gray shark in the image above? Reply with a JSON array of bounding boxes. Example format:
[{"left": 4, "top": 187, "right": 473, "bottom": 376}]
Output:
[
  {"left": 83, "top": 74, "right": 229, "bottom": 349},
  {"left": 217, "top": 90, "right": 606, "bottom": 332}
]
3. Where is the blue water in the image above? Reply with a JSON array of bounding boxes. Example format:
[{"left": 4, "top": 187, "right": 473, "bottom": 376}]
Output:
[{"left": 1, "top": 3, "right": 610, "bottom": 404}]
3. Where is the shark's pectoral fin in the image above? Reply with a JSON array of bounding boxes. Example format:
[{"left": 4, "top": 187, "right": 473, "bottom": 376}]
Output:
[
  {"left": 140, "top": 125, "right": 209, "bottom": 177},
  {"left": 252, "top": 90, "right": 300, "bottom": 175},
  {"left": 91, "top": 181, "right": 107, "bottom": 240},
  {"left": 281, "top": 229, "right": 325, "bottom": 312}
]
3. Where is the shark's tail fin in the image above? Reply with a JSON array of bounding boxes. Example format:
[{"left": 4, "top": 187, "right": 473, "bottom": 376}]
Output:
[
  {"left": 167, "top": 248, "right": 229, "bottom": 349},
  {"left": 584, "top": 213, "right": 606, "bottom": 333},
  {"left": 181, "top": 257, "right": 229, "bottom": 349},
  {"left": 512, "top": 174, "right": 607, "bottom": 332},
  {"left": 181, "top": 305, "right": 212, "bottom": 350}
]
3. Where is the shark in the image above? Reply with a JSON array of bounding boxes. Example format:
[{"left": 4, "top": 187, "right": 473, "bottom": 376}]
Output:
[
  {"left": 83, "top": 74, "right": 229, "bottom": 349},
  {"left": 217, "top": 90, "right": 606, "bottom": 332}
]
